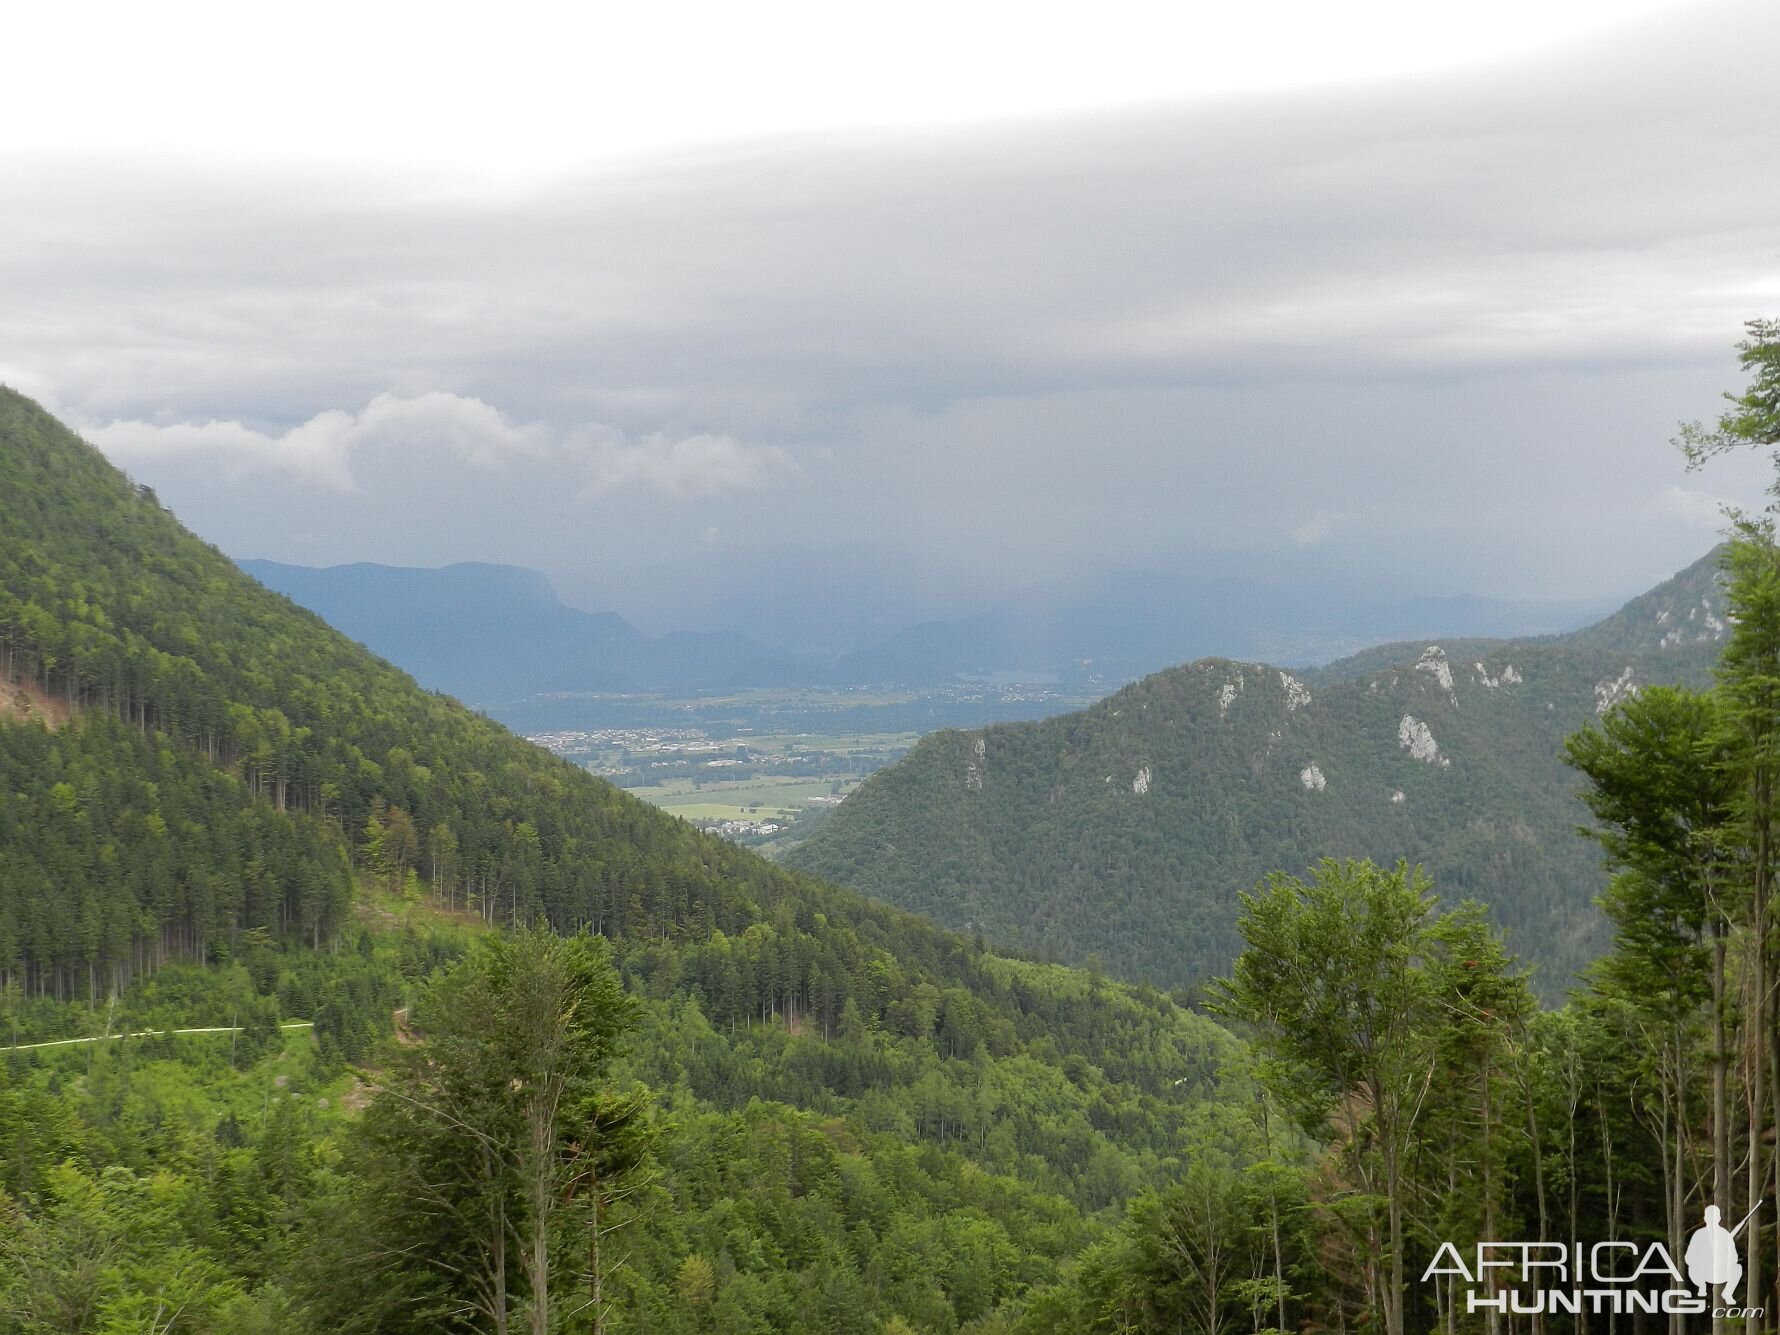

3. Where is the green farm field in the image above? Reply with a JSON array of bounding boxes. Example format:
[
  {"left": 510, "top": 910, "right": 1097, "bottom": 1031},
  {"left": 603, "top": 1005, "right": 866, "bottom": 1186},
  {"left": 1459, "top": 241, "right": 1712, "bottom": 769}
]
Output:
[{"left": 628, "top": 774, "right": 862, "bottom": 821}]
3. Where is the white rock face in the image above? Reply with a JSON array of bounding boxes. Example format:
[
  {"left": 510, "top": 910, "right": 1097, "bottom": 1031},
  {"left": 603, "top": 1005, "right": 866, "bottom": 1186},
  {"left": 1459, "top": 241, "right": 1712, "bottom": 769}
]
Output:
[
  {"left": 966, "top": 735, "right": 986, "bottom": 791},
  {"left": 1280, "top": 672, "right": 1312, "bottom": 712},
  {"left": 1474, "top": 662, "right": 1522, "bottom": 689},
  {"left": 1398, "top": 714, "right": 1448, "bottom": 766},
  {"left": 1132, "top": 766, "right": 1152, "bottom": 796},
  {"left": 1415, "top": 645, "right": 1455, "bottom": 698},
  {"left": 1664, "top": 597, "right": 1729, "bottom": 645},
  {"left": 1594, "top": 667, "right": 1637, "bottom": 716},
  {"left": 1390, "top": 789, "right": 1406, "bottom": 805},
  {"left": 1300, "top": 763, "right": 1327, "bottom": 791},
  {"left": 1217, "top": 674, "right": 1244, "bottom": 718}
]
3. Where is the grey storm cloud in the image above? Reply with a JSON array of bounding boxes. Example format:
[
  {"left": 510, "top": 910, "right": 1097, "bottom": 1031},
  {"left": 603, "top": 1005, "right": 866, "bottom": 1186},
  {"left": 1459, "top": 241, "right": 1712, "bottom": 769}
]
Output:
[{"left": 2, "top": 0, "right": 1778, "bottom": 621}]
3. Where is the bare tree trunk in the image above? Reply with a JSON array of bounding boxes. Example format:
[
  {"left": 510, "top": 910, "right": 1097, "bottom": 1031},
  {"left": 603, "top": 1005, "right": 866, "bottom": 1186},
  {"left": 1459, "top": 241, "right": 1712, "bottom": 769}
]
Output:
[
  {"left": 1523, "top": 1056, "right": 1549, "bottom": 1335},
  {"left": 1600, "top": 1080, "right": 1620, "bottom": 1335},
  {"left": 1385, "top": 1134, "right": 1406, "bottom": 1335},
  {"left": 1765, "top": 923, "right": 1779, "bottom": 1326},
  {"left": 529, "top": 1116, "right": 552, "bottom": 1335},
  {"left": 1749, "top": 880, "right": 1768, "bottom": 1335},
  {"left": 491, "top": 1196, "right": 510, "bottom": 1335},
  {"left": 1745, "top": 729, "right": 1773, "bottom": 1334},
  {"left": 588, "top": 1166, "right": 605, "bottom": 1335},
  {"left": 1713, "top": 917, "right": 1730, "bottom": 1335},
  {"left": 1668, "top": 1060, "right": 1684, "bottom": 1335},
  {"left": 1447, "top": 1161, "right": 1461, "bottom": 1335},
  {"left": 1484, "top": 1053, "right": 1500, "bottom": 1335},
  {"left": 1261, "top": 1097, "right": 1288, "bottom": 1334}
]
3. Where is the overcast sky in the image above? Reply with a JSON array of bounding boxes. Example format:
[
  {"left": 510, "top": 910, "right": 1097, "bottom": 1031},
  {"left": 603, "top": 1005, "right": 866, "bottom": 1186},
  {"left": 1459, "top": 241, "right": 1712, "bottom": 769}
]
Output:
[{"left": 4, "top": 0, "right": 1777, "bottom": 634}]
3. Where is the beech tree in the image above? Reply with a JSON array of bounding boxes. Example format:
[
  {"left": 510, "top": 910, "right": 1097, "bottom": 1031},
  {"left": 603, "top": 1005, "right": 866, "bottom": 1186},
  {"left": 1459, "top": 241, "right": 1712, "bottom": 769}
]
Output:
[
  {"left": 1211, "top": 858, "right": 1437, "bottom": 1335},
  {"left": 1565, "top": 683, "right": 1732, "bottom": 1263},
  {"left": 336, "top": 927, "right": 646, "bottom": 1335},
  {"left": 1713, "top": 529, "right": 1780, "bottom": 1328}
]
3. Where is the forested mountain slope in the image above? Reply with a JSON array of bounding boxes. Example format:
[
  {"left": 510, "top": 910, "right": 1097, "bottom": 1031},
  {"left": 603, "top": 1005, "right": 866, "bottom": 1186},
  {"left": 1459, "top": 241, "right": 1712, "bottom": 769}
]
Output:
[
  {"left": 786, "top": 549, "right": 1729, "bottom": 995},
  {"left": 0, "top": 387, "right": 1271, "bottom": 1329}
]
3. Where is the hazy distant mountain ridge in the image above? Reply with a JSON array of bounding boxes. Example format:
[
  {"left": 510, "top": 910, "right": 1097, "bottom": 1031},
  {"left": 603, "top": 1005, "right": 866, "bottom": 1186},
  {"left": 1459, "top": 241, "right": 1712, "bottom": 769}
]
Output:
[
  {"left": 240, "top": 558, "right": 790, "bottom": 701},
  {"left": 1307, "top": 546, "right": 1727, "bottom": 684},
  {"left": 785, "top": 549, "right": 1731, "bottom": 997},
  {"left": 245, "top": 556, "right": 1619, "bottom": 701},
  {"left": 835, "top": 569, "right": 1613, "bottom": 685}
]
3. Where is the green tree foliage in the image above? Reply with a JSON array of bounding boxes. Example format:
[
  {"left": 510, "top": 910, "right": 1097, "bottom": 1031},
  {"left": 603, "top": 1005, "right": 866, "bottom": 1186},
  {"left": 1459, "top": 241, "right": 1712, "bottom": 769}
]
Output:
[
  {"left": 1017, "top": 1148, "right": 1310, "bottom": 1335},
  {"left": 1565, "top": 683, "right": 1732, "bottom": 1258},
  {"left": 0, "top": 932, "right": 1262, "bottom": 1334},
  {"left": 1208, "top": 860, "right": 1537, "bottom": 1335},
  {"left": 0, "top": 1161, "right": 245, "bottom": 1333},
  {"left": 1709, "top": 525, "right": 1780, "bottom": 1322},
  {"left": 1677, "top": 317, "right": 1780, "bottom": 480},
  {"left": 304, "top": 928, "right": 643, "bottom": 1334}
]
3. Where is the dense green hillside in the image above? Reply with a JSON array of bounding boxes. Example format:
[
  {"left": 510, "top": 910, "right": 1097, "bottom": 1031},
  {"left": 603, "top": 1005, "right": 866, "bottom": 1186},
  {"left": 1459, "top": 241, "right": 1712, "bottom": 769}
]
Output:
[
  {"left": 785, "top": 550, "right": 1728, "bottom": 995},
  {"left": 0, "top": 386, "right": 1273, "bottom": 1330}
]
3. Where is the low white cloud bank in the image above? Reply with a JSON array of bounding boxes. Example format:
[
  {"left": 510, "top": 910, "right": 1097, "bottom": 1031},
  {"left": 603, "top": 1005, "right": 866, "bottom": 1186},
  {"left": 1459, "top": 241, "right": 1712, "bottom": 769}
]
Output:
[
  {"left": 92, "top": 413, "right": 359, "bottom": 491},
  {"left": 575, "top": 427, "right": 797, "bottom": 499},
  {"left": 86, "top": 392, "right": 795, "bottom": 501}
]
